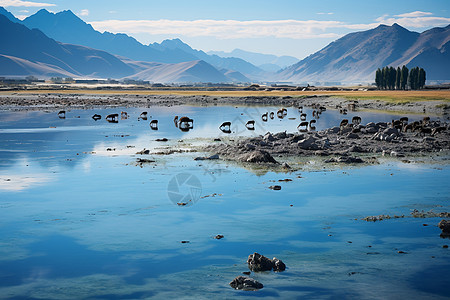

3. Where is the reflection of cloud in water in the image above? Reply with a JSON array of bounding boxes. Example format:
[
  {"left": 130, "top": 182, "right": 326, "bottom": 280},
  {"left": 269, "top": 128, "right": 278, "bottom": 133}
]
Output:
[
  {"left": 0, "top": 158, "right": 54, "bottom": 191},
  {"left": 1, "top": 248, "right": 446, "bottom": 300},
  {"left": 0, "top": 175, "right": 52, "bottom": 191},
  {"left": 81, "top": 160, "right": 91, "bottom": 173}
]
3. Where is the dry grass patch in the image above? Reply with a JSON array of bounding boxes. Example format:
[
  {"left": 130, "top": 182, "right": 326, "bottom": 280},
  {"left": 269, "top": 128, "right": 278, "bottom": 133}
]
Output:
[{"left": 1, "top": 89, "right": 449, "bottom": 102}]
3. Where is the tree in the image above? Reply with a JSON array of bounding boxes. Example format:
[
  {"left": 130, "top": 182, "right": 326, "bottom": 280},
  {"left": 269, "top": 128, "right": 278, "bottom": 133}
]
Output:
[
  {"left": 418, "top": 68, "right": 426, "bottom": 89},
  {"left": 374, "top": 65, "right": 425, "bottom": 90},
  {"left": 400, "top": 65, "right": 408, "bottom": 90},
  {"left": 382, "top": 67, "right": 388, "bottom": 89},
  {"left": 408, "top": 67, "right": 419, "bottom": 90},
  {"left": 375, "top": 68, "right": 382, "bottom": 89},
  {"left": 389, "top": 66, "right": 396, "bottom": 90},
  {"left": 395, "top": 67, "right": 401, "bottom": 90}
]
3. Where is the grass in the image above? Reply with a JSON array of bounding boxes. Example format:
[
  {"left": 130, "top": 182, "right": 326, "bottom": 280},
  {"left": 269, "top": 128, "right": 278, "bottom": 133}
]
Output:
[{"left": 1, "top": 89, "right": 449, "bottom": 102}]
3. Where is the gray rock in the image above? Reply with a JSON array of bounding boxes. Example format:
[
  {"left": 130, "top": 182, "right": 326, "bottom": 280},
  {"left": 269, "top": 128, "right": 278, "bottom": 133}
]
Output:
[
  {"left": 383, "top": 128, "right": 400, "bottom": 136},
  {"left": 281, "top": 162, "right": 291, "bottom": 169},
  {"left": 348, "top": 145, "right": 364, "bottom": 153},
  {"left": 346, "top": 132, "right": 360, "bottom": 139},
  {"left": 136, "top": 149, "right": 150, "bottom": 155},
  {"left": 238, "top": 150, "right": 278, "bottom": 163},
  {"left": 366, "top": 126, "right": 379, "bottom": 134},
  {"left": 297, "top": 136, "right": 319, "bottom": 150},
  {"left": 195, "top": 154, "right": 219, "bottom": 160},
  {"left": 274, "top": 131, "right": 287, "bottom": 139},
  {"left": 263, "top": 133, "right": 275, "bottom": 142},
  {"left": 247, "top": 252, "right": 274, "bottom": 272},
  {"left": 269, "top": 185, "right": 282, "bottom": 190},
  {"left": 326, "top": 126, "right": 340, "bottom": 134},
  {"left": 337, "top": 156, "right": 364, "bottom": 163},
  {"left": 340, "top": 126, "right": 352, "bottom": 134},
  {"left": 208, "top": 154, "right": 220, "bottom": 160},
  {"left": 272, "top": 258, "right": 286, "bottom": 272},
  {"left": 324, "top": 157, "right": 337, "bottom": 163},
  {"left": 322, "top": 140, "right": 331, "bottom": 149},
  {"left": 229, "top": 276, "right": 263, "bottom": 291},
  {"left": 438, "top": 220, "right": 450, "bottom": 233},
  {"left": 390, "top": 151, "right": 405, "bottom": 157}
]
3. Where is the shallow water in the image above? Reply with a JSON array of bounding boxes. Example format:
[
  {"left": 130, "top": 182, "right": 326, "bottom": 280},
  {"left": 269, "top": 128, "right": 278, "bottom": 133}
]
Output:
[{"left": 0, "top": 106, "right": 449, "bottom": 299}]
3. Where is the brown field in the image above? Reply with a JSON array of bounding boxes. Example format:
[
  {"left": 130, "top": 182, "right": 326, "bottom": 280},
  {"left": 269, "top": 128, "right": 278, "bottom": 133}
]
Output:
[{"left": 1, "top": 89, "right": 450, "bottom": 102}]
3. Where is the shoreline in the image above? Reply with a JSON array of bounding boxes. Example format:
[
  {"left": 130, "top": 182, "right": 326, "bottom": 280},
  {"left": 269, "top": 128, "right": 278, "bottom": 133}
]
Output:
[
  {"left": 0, "top": 92, "right": 449, "bottom": 116},
  {"left": 1, "top": 92, "right": 449, "bottom": 168}
]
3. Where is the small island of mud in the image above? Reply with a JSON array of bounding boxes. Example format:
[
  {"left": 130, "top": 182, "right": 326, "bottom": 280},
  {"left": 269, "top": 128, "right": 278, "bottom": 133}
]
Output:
[{"left": 202, "top": 120, "right": 450, "bottom": 169}]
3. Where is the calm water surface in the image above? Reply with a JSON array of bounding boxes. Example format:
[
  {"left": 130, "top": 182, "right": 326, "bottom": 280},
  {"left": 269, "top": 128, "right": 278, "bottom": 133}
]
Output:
[{"left": 0, "top": 106, "right": 449, "bottom": 299}]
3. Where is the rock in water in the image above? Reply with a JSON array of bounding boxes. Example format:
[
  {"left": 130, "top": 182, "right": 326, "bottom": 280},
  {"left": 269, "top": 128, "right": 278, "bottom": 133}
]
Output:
[
  {"left": 272, "top": 257, "right": 286, "bottom": 272},
  {"left": 247, "top": 252, "right": 274, "bottom": 272},
  {"left": 297, "top": 136, "right": 319, "bottom": 150},
  {"left": 269, "top": 185, "right": 282, "bottom": 190},
  {"left": 438, "top": 219, "right": 450, "bottom": 234},
  {"left": 229, "top": 276, "right": 263, "bottom": 290},
  {"left": 238, "top": 150, "right": 278, "bottom": 163}
]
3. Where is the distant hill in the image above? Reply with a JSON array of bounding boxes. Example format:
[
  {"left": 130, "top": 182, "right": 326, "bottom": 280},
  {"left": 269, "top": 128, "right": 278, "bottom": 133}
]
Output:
[
  {"left": 0, "top": 6, "right": 20, "bottom": 23},
  {"left": 209, "top": 49, "right": 299, "bottom": 72},
  {"left": 17, "top": 8, "right": 261, "bottom": 79},
  {"left": 279, "top": 23, "right": 450, "bottom": 83},
  {"left": 151, "top": 39, "right": 264, "bottom": 78},
  {"left": 123, "top": 60, "right": 232, "bottom": 83},
  {"left": 2, "top": 6, "right": 448, "bottom": 84},
  {"left": 0, "top": 14, "right": 134, "bottom": 78},
  {"left": 0, "top": 15, "right": 245, "bottom": 83}
]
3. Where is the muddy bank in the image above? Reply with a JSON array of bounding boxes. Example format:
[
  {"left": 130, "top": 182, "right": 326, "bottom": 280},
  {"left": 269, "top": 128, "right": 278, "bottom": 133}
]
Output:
[
  {"left": 0, "top": 93, "right": 449, "bottom": 116},
  {"left": 202, "top": 120, "right": 450, "bottom": 167}
]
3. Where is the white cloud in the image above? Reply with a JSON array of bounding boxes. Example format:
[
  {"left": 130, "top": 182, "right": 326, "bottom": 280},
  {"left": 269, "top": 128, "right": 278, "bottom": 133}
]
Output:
[
  {"left": 0, "top": 0, "right": 55, "bottom": 7},
  {"left": 91, "top": 19, "right": 365, "bottom": 40},
  {"left": 317, "top": 12, "right": 334, "bottom": 15},
  {"left": 79, "top": 9, "right": 89, "bottom": 16},
  {"left": 376, "top": 11, "right": 450, "bottom": 28},
  {"left": 395, "top": 11, "right": 433, "bottom": 18},
  {"left": 88, "top": 11, "right": 449, "bottom": 42},
  {"left": 19, "top": 9, "right": 28, "bottom": 12}
]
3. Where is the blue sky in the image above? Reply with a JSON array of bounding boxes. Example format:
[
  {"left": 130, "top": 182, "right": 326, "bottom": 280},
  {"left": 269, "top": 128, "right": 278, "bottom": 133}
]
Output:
[{"left": 1, "top": 0, "right": 449, "bottom": 59}]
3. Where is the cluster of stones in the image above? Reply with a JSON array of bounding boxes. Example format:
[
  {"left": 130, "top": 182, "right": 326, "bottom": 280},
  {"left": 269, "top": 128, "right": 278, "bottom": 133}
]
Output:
[
  {"left": 206, "top": 121, "right": 450, "bottom": 166},
  {"left": 229, "top": 252, "right": 286, "bottom": 291}
]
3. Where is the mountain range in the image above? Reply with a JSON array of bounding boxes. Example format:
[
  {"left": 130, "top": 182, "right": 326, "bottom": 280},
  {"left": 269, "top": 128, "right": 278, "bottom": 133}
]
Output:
[
  {"left": 208, "top": 49, "right": 299, "bottom": 72},
  {"left": 278, "top": 23, "right": 450, "bottom": 83},
  {"left": 0, "top": 6, "right": 449, "bottom": 84},
  {"left": 0, "top": 14, "right": 134, "bottom": 78},
  {"left": 19, "top": 9, "right": 266, "bottom": 79}
]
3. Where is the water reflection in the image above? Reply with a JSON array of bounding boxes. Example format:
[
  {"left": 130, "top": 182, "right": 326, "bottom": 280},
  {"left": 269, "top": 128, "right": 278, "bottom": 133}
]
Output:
[{"left": 0, "top": 106, "right": 448, "bottom": 299}]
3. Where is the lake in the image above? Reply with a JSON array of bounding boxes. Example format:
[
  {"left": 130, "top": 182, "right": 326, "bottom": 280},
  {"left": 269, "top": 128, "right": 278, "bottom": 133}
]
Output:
[{"left": 0, "top": 105, "right": 449, "bottom": 299}]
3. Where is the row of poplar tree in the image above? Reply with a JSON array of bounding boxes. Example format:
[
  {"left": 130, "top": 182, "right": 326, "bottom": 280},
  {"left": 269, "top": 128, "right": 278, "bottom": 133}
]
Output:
[{"left": 375, "top": 66, "right": 426, "bottom": 90}]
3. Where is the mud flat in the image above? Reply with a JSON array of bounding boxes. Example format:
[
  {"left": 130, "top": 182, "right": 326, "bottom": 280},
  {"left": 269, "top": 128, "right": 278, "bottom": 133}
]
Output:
[
  {"left": 0, "top": 93, "right": 449, "bottom": 116},
  {"left": 1, "top": 92, "right": 449, "bottom": 168},
  {"left": 202, "top": 121, "right": 450, "bottom": 169}
]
